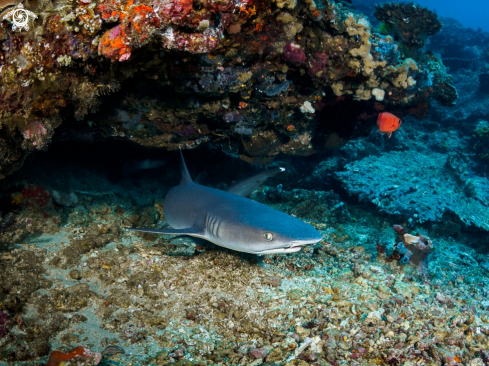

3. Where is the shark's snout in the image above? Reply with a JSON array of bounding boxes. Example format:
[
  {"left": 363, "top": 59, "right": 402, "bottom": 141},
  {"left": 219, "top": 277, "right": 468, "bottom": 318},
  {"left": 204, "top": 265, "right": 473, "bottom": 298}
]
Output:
[{"left": 288, "top": 228, "right": 323, "bottom": 248}]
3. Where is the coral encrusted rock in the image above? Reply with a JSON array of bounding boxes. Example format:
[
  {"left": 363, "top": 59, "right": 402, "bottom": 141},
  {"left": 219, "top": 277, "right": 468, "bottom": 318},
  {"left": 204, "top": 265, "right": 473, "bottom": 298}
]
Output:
[
  {"left": 0, "top": 0, "right": 456, "bottom": 178},
  {"left": 374, "top": 2, "right": 442, "bottom": 52}
]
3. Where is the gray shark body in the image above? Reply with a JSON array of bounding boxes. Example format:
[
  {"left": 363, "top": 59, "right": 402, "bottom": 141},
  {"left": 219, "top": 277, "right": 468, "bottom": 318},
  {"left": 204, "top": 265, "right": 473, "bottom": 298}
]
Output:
[{"left": 126, "top": 152, "right": 322, "bottom": 254}]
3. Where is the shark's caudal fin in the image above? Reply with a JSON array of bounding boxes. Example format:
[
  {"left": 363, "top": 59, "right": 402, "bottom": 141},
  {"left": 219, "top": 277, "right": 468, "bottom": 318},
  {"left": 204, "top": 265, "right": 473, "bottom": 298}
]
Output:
[
  {"left": 179, "top": 148, "right": 193, "bottom": 185},
  {"left": 226, "top": 167, "right": 285, "bottom": 197},
  {"left": 194, "top": 171, "right": 208, "bottom": 186},
  {"left": 125, "top": 226, "right": 204, "bottom": 236}
]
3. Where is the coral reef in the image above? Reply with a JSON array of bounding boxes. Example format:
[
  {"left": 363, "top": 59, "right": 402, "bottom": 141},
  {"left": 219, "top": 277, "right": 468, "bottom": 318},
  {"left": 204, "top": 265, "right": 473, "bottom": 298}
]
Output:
[
  {"left": 378, "top": 225, "right": 434, "bottom": 280},
  {"left": 428, "top": 17, "right": 489, "bottom": 72},
  {"left": 374, "top": 2, "right": 442, "bottom": 56},
  {"left": 431, "top": 69, "right": 488, "bottom": 124},
  {"left": 472, "top": 120, "right": 489, "bottom": 168},
  {"left": 336, "top": 150, "right": 489, "bottom": 231},
  {"left": 0, "top": 0, "right": 457, "bottom": 177}
]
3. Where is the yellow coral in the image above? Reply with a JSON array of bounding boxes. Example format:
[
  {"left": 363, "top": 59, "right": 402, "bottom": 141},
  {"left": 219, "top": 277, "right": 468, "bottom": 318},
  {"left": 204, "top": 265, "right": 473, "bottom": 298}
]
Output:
[
  {"left": 276, "top": 11, "right": 294, "bottom": 23},
  {"left": 11, "top": 192, "right": 23, "bottom": 205},
  {"left": 331, "top": 82, "right": 344, "bottom": 96},
  {"left": 272, "top": 0, "right": 296, "bottom": 10},
  {"left": 354, "top": 85, "right": 371, "bottom": 101}
]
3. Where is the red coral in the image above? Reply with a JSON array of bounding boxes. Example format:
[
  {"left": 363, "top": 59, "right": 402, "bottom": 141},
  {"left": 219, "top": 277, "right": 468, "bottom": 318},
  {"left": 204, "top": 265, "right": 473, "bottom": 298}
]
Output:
[
  {"left": 20, "top": 185, "right": 51, "bottom": 209},
  {"left": 393, "top": 224, "right": 404, "bottom": 233}
]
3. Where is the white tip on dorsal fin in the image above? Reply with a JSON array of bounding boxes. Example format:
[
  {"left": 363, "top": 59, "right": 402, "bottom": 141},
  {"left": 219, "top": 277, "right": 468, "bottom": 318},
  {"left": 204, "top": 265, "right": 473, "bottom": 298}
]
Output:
[{"left": 179, "top": 148, "right": 193, "bottom": 185}]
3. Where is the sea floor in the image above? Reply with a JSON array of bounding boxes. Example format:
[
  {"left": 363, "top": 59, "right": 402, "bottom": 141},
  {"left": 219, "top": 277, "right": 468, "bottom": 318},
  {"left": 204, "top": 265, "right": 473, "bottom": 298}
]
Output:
[{"left": 1, "top": 181, "right": 489, "bottom": 366}]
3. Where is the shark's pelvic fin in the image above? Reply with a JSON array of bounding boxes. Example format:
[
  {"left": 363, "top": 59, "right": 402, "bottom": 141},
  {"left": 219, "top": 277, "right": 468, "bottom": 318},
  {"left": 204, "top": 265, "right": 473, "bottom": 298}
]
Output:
[
  {"left": 179, "top": 148, "right": 193, "bottom": 185},
  {"left": 125, "top": 226, "right": 203, "bottom": 236}
]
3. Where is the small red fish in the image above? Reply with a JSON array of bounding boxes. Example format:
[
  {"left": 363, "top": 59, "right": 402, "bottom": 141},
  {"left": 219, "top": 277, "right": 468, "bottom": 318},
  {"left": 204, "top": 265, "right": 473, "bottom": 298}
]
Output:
[{"left": 377, "top": 112, "right": 401, "bottom": 138}]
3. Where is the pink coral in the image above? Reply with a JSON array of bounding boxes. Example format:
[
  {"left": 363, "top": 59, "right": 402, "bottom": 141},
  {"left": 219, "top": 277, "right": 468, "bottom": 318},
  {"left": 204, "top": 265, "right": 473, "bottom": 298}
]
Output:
[
  {"left": 23, "top": 121, "right": 47, "bottom": 140},
  {"left": 119, "top": 52, "right": 131, "bottom": 61},
  {"left": 283, "top": 43, "right": 306, "bottom": 66}
]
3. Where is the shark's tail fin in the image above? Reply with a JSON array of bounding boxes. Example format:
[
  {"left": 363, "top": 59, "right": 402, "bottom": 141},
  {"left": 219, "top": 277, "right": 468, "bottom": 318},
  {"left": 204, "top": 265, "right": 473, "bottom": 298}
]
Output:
[{"left": 179, "top": 148, "right": 193, "bottom": 185}]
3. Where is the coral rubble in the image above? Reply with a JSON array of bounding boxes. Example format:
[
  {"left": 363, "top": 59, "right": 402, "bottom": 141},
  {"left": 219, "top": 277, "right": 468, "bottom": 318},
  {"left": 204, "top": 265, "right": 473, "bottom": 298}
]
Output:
[{"left": 0, "top": 211, "right": 488, "bottom": 365}]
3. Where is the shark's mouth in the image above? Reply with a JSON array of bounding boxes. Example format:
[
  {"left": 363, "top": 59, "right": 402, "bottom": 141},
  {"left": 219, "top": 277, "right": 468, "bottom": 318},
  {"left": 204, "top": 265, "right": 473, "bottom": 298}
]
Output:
[{"left": 289, "top": 239, "right": 321, "bottom": 248}]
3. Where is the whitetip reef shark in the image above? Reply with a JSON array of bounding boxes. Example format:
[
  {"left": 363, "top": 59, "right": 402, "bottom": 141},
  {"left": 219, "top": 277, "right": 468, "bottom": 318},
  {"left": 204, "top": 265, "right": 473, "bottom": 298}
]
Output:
[{"left": 126, "top": 151, "right": 322, "bottom": 254}]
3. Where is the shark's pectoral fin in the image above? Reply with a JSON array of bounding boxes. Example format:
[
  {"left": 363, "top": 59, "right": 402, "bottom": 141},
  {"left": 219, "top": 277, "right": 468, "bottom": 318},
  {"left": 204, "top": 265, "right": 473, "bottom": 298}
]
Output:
[{"left": 125, "top": 226, "right": 204, "bottom": 237}]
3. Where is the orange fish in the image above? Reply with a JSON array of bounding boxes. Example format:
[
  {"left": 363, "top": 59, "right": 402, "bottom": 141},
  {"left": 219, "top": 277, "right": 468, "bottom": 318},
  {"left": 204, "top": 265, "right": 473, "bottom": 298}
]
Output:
[{"left": 377, "top": 112, "right": 401, "bottom": 138}]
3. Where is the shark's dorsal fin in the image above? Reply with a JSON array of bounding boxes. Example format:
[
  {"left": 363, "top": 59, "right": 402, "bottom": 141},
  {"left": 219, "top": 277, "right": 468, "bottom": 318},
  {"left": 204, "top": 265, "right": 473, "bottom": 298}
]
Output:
[{"left": 179, "top": 148, "right": 193, "bottom": 185}]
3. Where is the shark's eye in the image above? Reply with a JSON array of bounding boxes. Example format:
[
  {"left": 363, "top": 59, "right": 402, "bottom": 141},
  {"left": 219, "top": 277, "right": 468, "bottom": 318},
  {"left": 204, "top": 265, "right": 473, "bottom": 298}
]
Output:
[{"left": 263, "top": 232, "right": 273, "bottom": 241}]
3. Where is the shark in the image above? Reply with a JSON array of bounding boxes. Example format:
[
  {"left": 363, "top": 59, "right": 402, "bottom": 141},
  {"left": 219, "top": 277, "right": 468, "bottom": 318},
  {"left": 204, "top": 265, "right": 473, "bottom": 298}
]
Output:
[{"left": 126, "top": 151, "right": 322, "bottom": 254}]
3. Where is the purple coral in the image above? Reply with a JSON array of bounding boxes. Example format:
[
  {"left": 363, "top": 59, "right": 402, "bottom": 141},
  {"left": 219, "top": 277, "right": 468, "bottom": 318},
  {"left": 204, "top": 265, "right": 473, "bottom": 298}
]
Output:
[
  {"left": 223, "top": 112, "right": 243, "bottom": 123},
  {"left": 0, "top": 310, "right": 12, "bottom": 339},
  {"left": 283, "top": 43, "right": 307, "bottom": 66},
  {"left": 176, "top": 125, "right": 195, "bottom": 137},
  {"left": 249, "top": 348, "right": 268, "bottom": 359},
  {"left": 308, "top": 52, "right": 328, "bottom": 76}
]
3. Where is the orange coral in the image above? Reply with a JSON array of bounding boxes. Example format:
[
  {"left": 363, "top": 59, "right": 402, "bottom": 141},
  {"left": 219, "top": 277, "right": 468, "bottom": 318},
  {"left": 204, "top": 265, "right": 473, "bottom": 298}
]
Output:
[
  {"left": 47, "top": 347, "right": 84, "bottom": 366},
  {"left": 241, "top": 5, "right": 256, "bottom": 16},
  {"left": 47, "top": 346, "right": 101, "bottom": 366},
  {"left": 179, "top": 0, "right": 193, "bottom": 14},
  {"left": 98, "top": 25, "right": 132, "bottom": 61},
  {"left": 129, "top": 5, "right": 156, "bottom": 34}
]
